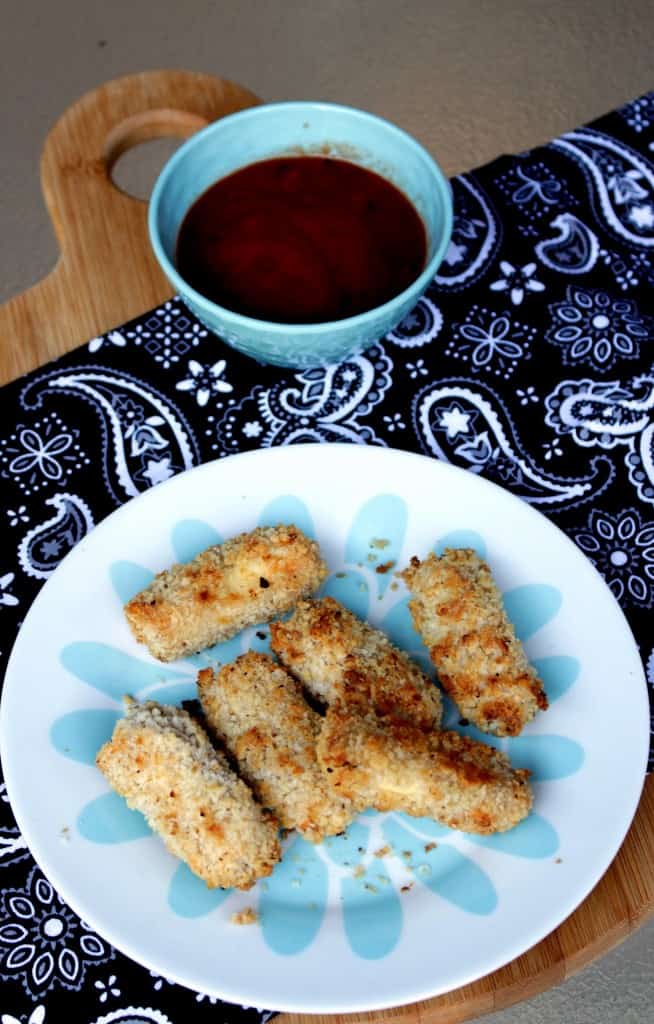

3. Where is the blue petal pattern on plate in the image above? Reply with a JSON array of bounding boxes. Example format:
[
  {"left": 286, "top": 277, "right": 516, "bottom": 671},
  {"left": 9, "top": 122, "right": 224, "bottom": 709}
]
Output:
[
  {"left": 259, "top": 837, "right": 328, "bottom": 955},
  {"left": 321, "top": 570, "right": 370, "bottom": 618},
  {"left": 507, "top": 735, "right": 584, "bottom": 781},
  {"left": 171, "top": 519, "right": 222, "bottom": 562},
  {"left": 382, "top": 817, "right": 497, "bottom": 915},
  {"left": 323, "top": 821, "right": 370, "bottom": 866},
  {"left": 188, "top": 633, "right": 245, "bottom": 670},
  {"left": 502, "top": 585, "right": 562, "bottom": 641},
  {"left": 380, "top": 598, "right": 435, "bottom": 676},
  {"left": 466, "top": 813, "right": 559, "bottom": 858},
  {"left": 380, "top": 597, "right": 415, "bottom": 648},
  {"left": 434, "top": 530, "right": 487, "bottom": 558},
  {"left": 51, "top": 709, "right": 120, "bottom": 765},
  {"left": 53, "top": 504, "right": 584, "bottom": 957},
  {"left": 340, "top": 860, "right": 402, "bottom": 959},
  {"left": 532, "top": 656, "right": 580, "bottom": 703},
  {"left": 138, "top": 681, "right": 197, "bottom": 705},
  {"left": 60, "top": 643, "right": 188, "bottom": 700},
  {"left": 168, "top": 863, "right": 231, "bottom": 918},
  {"left": 258, "top": 495, "right": 316, "bottom": 539},
  {"left": 344, "top": 494, "right": 407, "bottom": 595},
  {"left": 110, "top": 561, "right": 155, "bottom": 604},
  {"left": 77, "top": 792, "right": 152, "bottom": 843}
]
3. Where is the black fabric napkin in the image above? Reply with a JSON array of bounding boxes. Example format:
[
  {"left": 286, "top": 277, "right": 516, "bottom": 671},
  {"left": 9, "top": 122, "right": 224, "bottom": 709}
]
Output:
[{"left": 1, "top": 88, "right": 654, "bottom": 1022}]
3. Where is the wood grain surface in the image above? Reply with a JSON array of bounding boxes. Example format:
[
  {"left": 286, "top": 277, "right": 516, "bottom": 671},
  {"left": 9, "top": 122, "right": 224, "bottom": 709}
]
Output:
[{"left": 0, "top": 70, "right": 652, "bottom": 1024}]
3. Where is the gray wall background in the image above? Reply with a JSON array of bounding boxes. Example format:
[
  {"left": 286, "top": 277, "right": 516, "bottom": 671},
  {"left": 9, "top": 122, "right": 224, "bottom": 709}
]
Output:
[{"left": 2, "top": 1, "right": 654, "bottom": 1021}]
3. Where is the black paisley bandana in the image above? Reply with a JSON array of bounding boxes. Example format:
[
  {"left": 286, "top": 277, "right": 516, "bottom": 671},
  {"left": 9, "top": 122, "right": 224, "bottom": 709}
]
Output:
[{"left": 1, "top": 89, "right": 654, "bottom": 1023}]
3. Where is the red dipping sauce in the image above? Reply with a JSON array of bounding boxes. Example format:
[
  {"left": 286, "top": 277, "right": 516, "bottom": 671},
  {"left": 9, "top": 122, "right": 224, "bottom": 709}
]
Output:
[{"left": 175, "top": 156, "right": 427, "bottom": 324}]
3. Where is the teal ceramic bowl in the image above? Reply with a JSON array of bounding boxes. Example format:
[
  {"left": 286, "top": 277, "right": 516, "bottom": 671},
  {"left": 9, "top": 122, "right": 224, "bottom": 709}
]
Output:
[{"left": 149, "top": 101, "right": 453, "bottom": 368}]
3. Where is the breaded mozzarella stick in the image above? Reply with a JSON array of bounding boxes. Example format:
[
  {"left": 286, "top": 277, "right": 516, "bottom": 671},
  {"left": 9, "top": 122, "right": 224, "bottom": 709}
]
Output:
[
  {"left": 402, "top": 549, "right": 548, "bottom": 737},
  {"left": 96, "top": 699, "right": 281, "bottom": 889},
  {"left": 198, "top": 653, "right": 353, "bottom": 842},
  {"left": 318, "top": 695, "right": 532, "bottom": 834},
  {"left": 270, "top": 597, "right": 442, "bottom": 730},
  {"left": 124, "top": 524, "right": 327, "bottom": 662}
]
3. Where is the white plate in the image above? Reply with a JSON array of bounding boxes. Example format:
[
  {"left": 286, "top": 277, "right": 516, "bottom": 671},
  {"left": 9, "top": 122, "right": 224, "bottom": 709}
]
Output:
[{"left": 1, "top": 445, "right": 648, "bottom": 1013}]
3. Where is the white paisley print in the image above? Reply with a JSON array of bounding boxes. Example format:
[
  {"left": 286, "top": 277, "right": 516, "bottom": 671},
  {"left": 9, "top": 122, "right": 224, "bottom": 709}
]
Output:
[
  {"left": 534, "top": 213, "right": 600, "bottom": 275},
  {"left": 0, "top": 574, "right": 18, "bottom": 609},
  {"left": 545, "top": 285, "right": 652, "bottom": 372},
  {"left": 19, "top": 368, "right": 199, "bottom": 503},
  {"left": 0, "top": 414, "right": 89, "bottom": 497},
  {"left": 620, "top": 93, "right": 654, "bottom": 133},
  {"left": 447, "top": 306, "right": 535, "bottom": 380},
  {"left": 0, "top": 867, "right": 113, "bottom": 997},
  {"left": 412, "top": 379, "right": 613, "bottom": 509},
  {"left": 385, "top": 296, "right": 443, "bottom": 348},
  {"left": 1, "top": 1006, "right": 46, "bottom": 1024},
  {"left": 489, "top": 261, "right": 545, "bottom": 305},
  {"left": 545, "top": 370, "right": 654, "bottom": 506},
  {"left": 494, "top": 158, "right": 577, "bottom": 236},
  {"left": 124, "top": 301, "right": 208, "bottom": 368},
  {"left": 214, "top": 346, "right": 392, "bottom": 451},
  {"left": 574, "top": 507, "right": 654, "bottom": 607},
  {"left": 550, "top": 129, "right": 654, "bottom": 248},
  {"left": 175, "top": 359, "right": 233, "bottom": 406},
  {"left": 433, "top": 174, "right": 501, "bottom": 288}
]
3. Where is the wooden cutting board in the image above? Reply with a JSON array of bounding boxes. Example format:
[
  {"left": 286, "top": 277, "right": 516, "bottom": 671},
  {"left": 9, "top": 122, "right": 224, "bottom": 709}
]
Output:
[{"left": 1, "top": 69, "right": 652, "bottom": 1024}]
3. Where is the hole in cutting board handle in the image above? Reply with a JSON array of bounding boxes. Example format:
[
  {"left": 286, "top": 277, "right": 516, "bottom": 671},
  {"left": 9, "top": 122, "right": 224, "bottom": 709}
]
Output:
[
  {"left": 105, "top": 108, "right": 208, "bottom": 201},
  {"left": 111, "top": 138, "right": 185, "bottom": 202}
]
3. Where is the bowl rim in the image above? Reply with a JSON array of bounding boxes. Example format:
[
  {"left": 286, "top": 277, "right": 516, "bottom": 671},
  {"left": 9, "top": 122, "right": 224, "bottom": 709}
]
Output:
[{"left": 148, "top": 100, "right": 453, "bottom": 336}]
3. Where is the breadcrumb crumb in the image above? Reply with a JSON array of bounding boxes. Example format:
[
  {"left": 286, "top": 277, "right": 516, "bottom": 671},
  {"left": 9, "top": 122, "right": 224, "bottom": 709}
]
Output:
[
  {"left": 231, "top": 907, "right": 258, "bottom": 926},
  {"left": 375, "top": 560, "right": 396, "bottom": 575}
]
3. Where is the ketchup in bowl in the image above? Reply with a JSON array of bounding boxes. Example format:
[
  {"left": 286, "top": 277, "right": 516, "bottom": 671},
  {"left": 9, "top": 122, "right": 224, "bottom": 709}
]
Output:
[{"left": 175, "top": 156, "right": 427, "bottom": 325}]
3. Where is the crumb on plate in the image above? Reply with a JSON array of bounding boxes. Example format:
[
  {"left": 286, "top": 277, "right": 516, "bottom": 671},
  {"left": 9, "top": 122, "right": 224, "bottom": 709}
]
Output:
[
  {"left": 375, "top": 560, "right": 396, "bottom": 575},
  {"left": 231, "top": 907, "right": 258, "bottom": 926}
]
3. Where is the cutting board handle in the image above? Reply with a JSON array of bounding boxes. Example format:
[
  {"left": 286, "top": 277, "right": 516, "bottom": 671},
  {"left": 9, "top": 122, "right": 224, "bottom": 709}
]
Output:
[
  {"left": 0, "top": 70, "right": 260, "bottom": 382},
  {"left": 41, "top": 69, "right": 260, "bottom": 246}
]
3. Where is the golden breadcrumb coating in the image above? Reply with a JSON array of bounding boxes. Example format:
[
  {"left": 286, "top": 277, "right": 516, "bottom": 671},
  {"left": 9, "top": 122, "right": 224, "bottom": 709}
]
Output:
[
  {"left": 317, "top": 680, "right": 532, "bottom": 833},
  {"left": 96, "top": 699, "right": 281, "bottom": 889},
  {"left": 198, "top": 653, "right": 353, "bottom": 842},
  {"left": 124, "top": 524, "right": 327, "bottom": 662},
  {"left": 402, "top": 549, "right": 548, "bottom": 737},
  {"left": 270, "top": 597, "right": 442, "bottom": 730}
]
